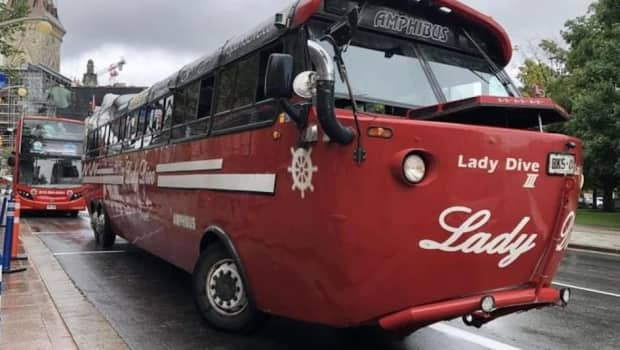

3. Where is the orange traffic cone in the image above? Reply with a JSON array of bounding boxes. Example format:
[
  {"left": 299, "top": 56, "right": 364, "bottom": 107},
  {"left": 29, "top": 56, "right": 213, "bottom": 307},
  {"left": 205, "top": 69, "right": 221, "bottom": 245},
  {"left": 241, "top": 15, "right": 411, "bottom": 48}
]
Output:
[{"left": 11, "top": 198, "right": 21, "bottom": 258}]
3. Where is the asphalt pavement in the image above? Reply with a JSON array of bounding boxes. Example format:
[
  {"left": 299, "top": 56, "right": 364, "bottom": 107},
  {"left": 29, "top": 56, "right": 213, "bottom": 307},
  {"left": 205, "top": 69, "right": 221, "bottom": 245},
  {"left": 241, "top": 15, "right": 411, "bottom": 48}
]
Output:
[{"left": 15, "top": 214, "right": 620, "bottom": 350}]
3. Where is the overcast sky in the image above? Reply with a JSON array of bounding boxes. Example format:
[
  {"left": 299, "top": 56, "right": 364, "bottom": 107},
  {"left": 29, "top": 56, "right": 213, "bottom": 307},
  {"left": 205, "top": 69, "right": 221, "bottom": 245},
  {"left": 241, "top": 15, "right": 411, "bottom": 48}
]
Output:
[{"left": 58, "top": 0, "right": 594, "bottom": 87}]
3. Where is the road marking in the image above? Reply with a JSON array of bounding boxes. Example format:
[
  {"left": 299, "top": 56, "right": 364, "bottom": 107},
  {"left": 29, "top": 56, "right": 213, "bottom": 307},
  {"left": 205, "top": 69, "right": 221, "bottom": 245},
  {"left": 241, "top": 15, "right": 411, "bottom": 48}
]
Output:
[
  {"left": 429, "top": 323, "right": 521, "bottom": 350},
  {"left": 567, "top": 247, "right": 620, "bottom": 257},
  {"left": 553, "top": 282, "right": 620, "bottom": 298},
  {"left": 53, "top": 250, "right": 127, "bottom": 256}
]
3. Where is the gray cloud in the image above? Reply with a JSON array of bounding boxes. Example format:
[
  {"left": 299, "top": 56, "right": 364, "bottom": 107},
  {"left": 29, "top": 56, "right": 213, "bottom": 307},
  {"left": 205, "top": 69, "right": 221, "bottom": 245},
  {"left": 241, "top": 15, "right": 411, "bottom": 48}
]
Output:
[
  {"left": 57, "top": 0, "right": 594, "bottom": 86},
  {"left": 58, "top": 0, "right": 292, "bottom": 58}
]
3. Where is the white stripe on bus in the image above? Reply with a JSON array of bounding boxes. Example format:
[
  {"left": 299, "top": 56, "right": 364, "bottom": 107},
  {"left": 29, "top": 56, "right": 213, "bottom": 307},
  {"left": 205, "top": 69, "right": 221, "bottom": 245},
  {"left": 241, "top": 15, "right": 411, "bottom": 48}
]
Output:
[
  {"left": 83, "top": 175, "right": 124, "bottom": 185},
  {"left": 156, "top": 159, "right": 223, "bottom": 173},
  {"left": 96, "top": 168, "right": 116, "bottom": 175},
  {"left": 158, "top": 174, "right": 276, "bottom": 194}
]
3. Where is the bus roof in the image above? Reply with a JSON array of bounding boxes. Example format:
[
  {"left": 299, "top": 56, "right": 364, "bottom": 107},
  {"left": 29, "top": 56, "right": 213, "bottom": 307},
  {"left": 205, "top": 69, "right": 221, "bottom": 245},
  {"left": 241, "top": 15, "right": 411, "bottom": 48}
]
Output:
[{"left": 90, "top": 0, "right": 512, "bottom": 129}]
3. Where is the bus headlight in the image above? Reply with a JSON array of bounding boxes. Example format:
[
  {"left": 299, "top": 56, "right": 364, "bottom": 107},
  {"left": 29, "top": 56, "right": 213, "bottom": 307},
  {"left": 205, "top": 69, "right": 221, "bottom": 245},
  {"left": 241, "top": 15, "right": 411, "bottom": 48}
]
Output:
[
  {"left": 480, "top": 295, "right": 496, "bottom": 313},
  {"left": 403, "top": 154, "right": 426, "bottom": 184}
]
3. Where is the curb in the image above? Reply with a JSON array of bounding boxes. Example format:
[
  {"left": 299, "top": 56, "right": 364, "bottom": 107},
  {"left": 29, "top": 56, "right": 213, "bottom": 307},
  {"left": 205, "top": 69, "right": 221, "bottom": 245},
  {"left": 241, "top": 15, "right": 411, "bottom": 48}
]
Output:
[{"left": 567, "top": 243, "right": 620, "bottom": 255}]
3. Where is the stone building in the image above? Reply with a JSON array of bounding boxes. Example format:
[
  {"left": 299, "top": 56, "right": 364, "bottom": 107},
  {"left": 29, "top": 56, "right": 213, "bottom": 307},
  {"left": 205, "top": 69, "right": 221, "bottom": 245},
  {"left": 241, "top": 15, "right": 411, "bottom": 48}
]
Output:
[{"left": 2, "top": 0, "right": 66, "bottom": 71}]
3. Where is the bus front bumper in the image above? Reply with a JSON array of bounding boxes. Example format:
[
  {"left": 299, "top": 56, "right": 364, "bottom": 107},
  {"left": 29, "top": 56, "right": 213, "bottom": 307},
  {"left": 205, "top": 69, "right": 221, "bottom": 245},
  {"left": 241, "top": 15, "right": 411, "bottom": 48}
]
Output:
[
  {"left": 19, "top": 198, "right": 86, "bottom": 212},
  {"left": 378, "top": 287, "right": 567, "bottom": 336}
]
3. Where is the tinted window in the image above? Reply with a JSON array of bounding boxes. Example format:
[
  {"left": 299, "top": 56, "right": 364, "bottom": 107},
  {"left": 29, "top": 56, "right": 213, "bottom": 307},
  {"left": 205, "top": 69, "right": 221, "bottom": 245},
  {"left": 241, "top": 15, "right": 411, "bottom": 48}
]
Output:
[
  {"left": 198, "top": 76, "right": 215, "bottom": 118},
  {"left": 216, "top": 66, "right": 236, "bottom": 113},
  {"left": 173, "top": 81, "right": 200, "bottom": 126},
  {"left": 233, "top": 55, "right": 259, "bottom": 109}
]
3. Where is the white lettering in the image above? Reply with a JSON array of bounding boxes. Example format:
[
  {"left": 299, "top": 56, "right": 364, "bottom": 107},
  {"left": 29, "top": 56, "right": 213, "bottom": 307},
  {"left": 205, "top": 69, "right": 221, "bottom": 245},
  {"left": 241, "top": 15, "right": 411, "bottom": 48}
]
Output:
[
  {"left": 556, "top": 212, "right": 575, "bottom": 252},
  {"left": 457, "top": 155, "right": 499, "bottom": 174},
  {"left": 506, "top": 158, "right": 541, "bottom": 173},
  {"left": 419, "top": 206, "right": 538, "bottom": 268}
]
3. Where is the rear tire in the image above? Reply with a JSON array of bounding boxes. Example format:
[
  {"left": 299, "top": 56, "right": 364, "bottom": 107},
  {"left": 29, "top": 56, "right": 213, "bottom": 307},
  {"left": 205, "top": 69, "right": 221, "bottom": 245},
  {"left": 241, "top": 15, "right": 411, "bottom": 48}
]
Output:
[
  {"left": 96, "top": 206, "right": 116, "bottom": 248},
  {"left": 192, "top": 243, "right": 262, "bottom": 333},
  {"left": 90, "top": 208, "right": 101, "bottom": 244}
]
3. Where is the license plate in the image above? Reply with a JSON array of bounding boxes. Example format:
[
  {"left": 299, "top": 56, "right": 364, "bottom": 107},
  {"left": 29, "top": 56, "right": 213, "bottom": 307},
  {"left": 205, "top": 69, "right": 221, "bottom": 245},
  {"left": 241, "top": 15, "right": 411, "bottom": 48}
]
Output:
[
  {"left": 46, "top": 204, "right": 57, "bottom": 210},
  {"left": 548, "top": 153, "right": 576, "bottom": 175}
]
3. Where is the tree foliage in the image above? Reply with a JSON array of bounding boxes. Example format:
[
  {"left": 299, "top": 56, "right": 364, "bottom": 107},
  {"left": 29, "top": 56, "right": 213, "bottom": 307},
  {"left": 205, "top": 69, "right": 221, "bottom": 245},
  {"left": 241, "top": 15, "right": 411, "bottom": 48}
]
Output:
[{"left": 518, "top": 0, "right": 620, "bottom": 211}]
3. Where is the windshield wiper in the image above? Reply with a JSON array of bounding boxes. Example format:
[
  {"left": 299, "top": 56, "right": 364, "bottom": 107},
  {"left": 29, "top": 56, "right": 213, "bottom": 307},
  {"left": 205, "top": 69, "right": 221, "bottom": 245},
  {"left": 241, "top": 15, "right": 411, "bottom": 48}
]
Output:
[
  {"left": 469, "top": 69, "right": 490, "bottom": 84},
  {"left": 462, "top": 29, "right": 519, "bottom": 97}
]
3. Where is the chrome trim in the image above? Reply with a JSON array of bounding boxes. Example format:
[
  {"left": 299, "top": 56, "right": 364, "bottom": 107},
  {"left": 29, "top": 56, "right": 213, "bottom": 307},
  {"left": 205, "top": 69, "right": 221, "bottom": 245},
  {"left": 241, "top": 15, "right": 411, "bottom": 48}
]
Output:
[{"left": 307, "top": 40, "right": 335, "bottom": 81}]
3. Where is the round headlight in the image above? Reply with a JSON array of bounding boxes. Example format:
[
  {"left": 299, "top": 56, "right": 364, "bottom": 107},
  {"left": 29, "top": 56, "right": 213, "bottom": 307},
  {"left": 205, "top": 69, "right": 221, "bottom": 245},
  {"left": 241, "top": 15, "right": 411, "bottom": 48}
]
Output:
[
  {"left": 403, "top": 154, "right": 426, "bottom": 184},
  {"left": 480, "top": 295, "right": 496, "bottom": 313}
]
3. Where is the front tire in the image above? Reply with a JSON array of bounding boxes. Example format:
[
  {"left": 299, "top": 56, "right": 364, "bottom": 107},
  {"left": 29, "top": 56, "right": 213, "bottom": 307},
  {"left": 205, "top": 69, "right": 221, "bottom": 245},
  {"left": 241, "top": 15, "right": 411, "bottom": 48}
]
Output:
[{"left": 192, "top": 243, "right": 262, "bottom": 332}]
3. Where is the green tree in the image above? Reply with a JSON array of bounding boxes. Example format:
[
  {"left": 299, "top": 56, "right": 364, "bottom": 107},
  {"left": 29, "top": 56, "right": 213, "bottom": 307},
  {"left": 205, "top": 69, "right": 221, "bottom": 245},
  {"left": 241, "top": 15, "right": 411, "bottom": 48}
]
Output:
[
  {"left": 562, "top": 0, "right": 620, "bottom": 212},
  {"left": 519, "top": 0, "right": 619, "bottom": 211}
]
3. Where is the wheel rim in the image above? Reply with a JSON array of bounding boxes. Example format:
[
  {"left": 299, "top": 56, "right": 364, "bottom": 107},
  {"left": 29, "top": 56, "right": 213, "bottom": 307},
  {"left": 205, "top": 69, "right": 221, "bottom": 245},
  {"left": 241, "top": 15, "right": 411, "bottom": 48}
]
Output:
[
  {"left": 95, "top": 213, "right": 106, "bottom": 236},
  {"left": 90, "top": 212, "right": 97, "bottom": 231},
  {"left": 205, "top": 259, "right": 247, "bottom": 316}
]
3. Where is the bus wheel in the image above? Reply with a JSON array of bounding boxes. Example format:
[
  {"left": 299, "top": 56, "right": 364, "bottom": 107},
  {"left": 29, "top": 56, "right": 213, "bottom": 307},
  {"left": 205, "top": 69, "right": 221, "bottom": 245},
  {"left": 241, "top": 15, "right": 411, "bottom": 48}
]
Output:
[
  {"left": 96, "top": 207, "right": 116, "bottom": 248},
  {"left": 192, "top": 243, "right": 262, "bottom": 333},
  {"left": 91, "top": 210, "right": 101, "bottom": 243}
]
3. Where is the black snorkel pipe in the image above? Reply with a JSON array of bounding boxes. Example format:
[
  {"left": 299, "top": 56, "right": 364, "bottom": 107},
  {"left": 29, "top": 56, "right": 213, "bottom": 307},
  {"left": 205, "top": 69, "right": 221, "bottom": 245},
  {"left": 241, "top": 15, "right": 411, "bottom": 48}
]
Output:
[{"left": 307, "top": 40, "right": 355, "bottom": 145}]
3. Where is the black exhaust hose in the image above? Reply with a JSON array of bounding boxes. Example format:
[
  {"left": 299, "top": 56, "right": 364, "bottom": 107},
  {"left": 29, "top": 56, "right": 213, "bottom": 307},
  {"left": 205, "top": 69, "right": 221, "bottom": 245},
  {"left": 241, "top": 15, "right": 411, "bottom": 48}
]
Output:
[{"left": 316, "top": 79, "right": 355, "bottom": 145}]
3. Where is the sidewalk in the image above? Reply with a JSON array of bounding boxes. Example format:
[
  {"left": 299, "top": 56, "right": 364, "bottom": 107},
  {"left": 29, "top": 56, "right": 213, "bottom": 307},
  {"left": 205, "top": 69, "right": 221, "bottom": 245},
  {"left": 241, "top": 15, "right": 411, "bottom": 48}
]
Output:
[
  {"left": 0, "top": 236, "right": 78, "bottom": 349},
  {"left": 1, "top": 222, "right": 128, "bottom": 350},
  {"left": 570, "top": 224, "right": 620, "bottom": 254}
]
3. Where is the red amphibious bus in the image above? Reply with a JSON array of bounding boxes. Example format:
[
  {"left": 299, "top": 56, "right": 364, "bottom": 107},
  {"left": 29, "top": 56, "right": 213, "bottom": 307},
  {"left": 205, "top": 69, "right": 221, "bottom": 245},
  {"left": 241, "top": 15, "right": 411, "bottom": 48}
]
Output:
[
  {"left": 84, "top": 0, "right": 582, "bottom": 335},
  {"left": 11, "top": 116, "right": 86, "bottom": 216}
]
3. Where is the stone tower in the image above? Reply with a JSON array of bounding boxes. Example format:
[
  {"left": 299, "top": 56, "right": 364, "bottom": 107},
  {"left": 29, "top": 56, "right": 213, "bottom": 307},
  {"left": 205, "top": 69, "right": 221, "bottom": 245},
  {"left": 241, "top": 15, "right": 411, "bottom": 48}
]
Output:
[
  {"left": 82, "top": 59, "right": 98, "bottom": 86},
  {"left": 5, "top": 0, "right": 66, "bottom": 71}
]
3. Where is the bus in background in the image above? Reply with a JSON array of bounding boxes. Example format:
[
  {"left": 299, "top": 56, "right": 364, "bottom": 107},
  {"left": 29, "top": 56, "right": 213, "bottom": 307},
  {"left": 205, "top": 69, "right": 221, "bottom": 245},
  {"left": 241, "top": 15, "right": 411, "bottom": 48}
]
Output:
[
  {"left": 83, "top": 0, "right": 581, "bottom": 336},
  {"left": 9, "top": 116, "right": 86, "bottom": 216}
]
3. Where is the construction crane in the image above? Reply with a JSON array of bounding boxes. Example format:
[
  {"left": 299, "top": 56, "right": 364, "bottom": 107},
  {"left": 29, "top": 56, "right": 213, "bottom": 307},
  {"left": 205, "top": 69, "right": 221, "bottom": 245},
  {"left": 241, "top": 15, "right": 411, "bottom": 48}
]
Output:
[{"left": 96, "top": 58, "right": 126, "bottom": 86}]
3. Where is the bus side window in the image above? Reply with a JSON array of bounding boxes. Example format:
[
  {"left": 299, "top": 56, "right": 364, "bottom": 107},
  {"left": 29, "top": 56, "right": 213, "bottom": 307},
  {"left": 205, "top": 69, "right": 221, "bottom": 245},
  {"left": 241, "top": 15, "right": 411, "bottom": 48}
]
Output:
[
  {"left": 172, "top": 80, "right": 200, "bottom": 140},
  {"left": 216, "top": 65, "right": 236, "bottom": 113},
  {"left": 150, "top": 97, "right": 172, "bottom": 146},
  {"left": 233, "top": 55, "right": 259, "bottom": 109}
]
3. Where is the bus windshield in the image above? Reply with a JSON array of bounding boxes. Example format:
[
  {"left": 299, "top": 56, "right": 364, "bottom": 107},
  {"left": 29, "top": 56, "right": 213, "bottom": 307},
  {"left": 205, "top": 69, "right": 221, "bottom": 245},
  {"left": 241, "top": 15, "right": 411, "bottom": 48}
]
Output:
[
  {"left": 317, "top": 27, "right": 510, "bottom": 111},
  {"left": 19, "top": 120, "right": 84, "bottom": 187}
]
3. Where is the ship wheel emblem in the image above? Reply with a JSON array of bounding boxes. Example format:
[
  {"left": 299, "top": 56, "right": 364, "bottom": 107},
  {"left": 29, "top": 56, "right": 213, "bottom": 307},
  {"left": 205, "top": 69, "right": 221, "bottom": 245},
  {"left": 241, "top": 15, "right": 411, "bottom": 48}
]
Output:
[{"left": 288, "top": 147, "right": 318, "bottom": 199}]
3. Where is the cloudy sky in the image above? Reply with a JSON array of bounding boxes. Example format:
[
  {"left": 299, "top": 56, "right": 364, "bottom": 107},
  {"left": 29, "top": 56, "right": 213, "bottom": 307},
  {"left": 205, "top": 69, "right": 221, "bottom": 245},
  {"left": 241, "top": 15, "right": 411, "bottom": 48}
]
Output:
[{"left": 58, "top": 0, "right": 593, "bottom": 87}]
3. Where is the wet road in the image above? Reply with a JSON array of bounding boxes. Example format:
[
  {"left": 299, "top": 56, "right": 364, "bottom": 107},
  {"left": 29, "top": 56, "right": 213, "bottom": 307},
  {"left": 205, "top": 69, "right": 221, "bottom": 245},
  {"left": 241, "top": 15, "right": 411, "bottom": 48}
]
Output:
[{"left": 23, "top": 214, "right": 620, "bottom": 350}]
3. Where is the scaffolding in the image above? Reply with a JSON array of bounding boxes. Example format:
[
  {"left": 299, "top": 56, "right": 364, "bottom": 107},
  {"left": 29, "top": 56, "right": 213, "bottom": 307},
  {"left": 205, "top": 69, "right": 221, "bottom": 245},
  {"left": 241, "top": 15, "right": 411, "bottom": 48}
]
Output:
[{"left": 0, "top": 64, "right": 70, "bottom": 161}]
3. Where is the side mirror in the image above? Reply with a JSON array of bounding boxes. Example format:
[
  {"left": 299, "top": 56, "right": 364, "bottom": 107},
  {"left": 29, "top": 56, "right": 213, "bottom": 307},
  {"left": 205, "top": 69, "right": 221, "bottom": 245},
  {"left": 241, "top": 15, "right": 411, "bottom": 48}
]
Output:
[
  {"left": 7, "top": 155, "right": 15, "bottom": 167},
  {"left": 265, "top": 54, "right": 294, "bottom": 99}
]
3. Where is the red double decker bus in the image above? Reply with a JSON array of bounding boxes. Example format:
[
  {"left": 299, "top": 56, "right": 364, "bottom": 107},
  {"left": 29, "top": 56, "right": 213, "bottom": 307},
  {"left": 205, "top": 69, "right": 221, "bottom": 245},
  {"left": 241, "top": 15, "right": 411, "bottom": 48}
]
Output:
[
  {"left": 10, "top": 116, "right": 86, "bottom": 216},
  {"left": 83, "top": 0, "right": 581, "bottom": 335}
]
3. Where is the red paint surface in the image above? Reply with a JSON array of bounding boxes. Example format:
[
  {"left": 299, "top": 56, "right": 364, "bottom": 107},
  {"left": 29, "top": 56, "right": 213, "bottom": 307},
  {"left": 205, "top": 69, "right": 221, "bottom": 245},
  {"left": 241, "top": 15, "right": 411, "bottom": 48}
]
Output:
[{"left": 84, "top": 106, "right": 582, "bottom": 328}]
